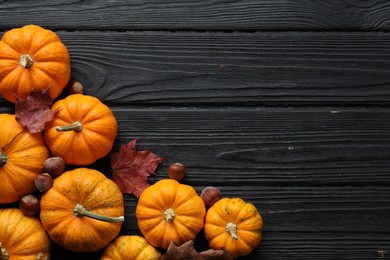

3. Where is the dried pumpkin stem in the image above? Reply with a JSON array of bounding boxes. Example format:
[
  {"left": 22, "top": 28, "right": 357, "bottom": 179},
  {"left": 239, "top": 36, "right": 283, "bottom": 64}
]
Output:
[
  {"left": 0, "top": 153, "right": 7, "bottom": 167},
  {"left": 164, "top": 208, "right": 176, "bottom": 222},
  {"left": 36, "top": 252, "right": 46, "bottom": 260},
  {"left": 56, "top": 121, "right": 83, "bottom": 132},
  {"left": 226, "top": 222, "right": 238, "bottom": 240},
  {"left": 73, "top": 203, "right": 124, "bottom": 223},
  {"left": 20, "top": 54, "right": 34, "bottom": 68},
  {"left": 0, "top": 242, "right": 9, "bottom": 260}
]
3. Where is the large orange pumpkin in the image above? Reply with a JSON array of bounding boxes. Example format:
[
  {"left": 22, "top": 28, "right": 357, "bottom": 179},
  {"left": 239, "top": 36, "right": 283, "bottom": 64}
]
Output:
[
  {"left": 204, "top": 198, "right": 263, "bottom": 258},
  {"left": 0, "top": 24, "right": 71, "bottom": 103},
  {"left": 0, "top": 113, "right": 49, "bottom": 204},
  {"left": 40, "top": 168, "right": 124, "bottom": 252},
  {"left": 44, "top": 94, "right": 118, "bottom": 165},
  {"left": 136, "top": 179, "right": 206, "bottom": 250},
  {"left": 0, "top": 208, "right": 50, "bottom": 259}
]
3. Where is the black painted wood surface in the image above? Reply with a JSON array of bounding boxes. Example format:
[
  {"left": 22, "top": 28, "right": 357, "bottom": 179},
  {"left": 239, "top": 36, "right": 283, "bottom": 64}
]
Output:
[{"left": 0, "top": 1, "right": 390, "bottom": 259}]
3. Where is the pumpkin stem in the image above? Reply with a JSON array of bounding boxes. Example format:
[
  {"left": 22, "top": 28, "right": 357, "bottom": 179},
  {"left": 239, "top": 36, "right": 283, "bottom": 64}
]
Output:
[
  {"left": 164, "top": 208, "right": 176, "bottom": 222},
  {"left": 226, "top": 222, "right": 238, "bottom": 240},
  {"left": 0, "top": 153, "right": 7, "bottom": 167},
  {"left": 56, "top": 121, "right": 83, "bottom": 132},
  {"left": 73, "top": 203, "right": 124, "bottom": 223},
  {"left": 36, "top": 252, "right": 47, "bottom": 260},
  {"left": 20, "top": 54, "right": 34, "bottom": 68},
  {"left": 0, "top": 242, "right": 9, "bottom": 260}
]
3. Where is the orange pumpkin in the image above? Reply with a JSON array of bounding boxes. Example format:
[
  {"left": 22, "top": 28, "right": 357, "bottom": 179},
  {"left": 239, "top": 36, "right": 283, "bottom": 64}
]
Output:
[
  {"left": 40, "top": 168, "right": 125, "bottom": 252},
  {"left": 44, "top": 94, "right": 118, "bottom": 165},
  {"left": 136, "top": 179, "right": 206, "bottom": 250},
  {"left": 0, "top": 208, "right": 50, "bottom": 259},
  {"left": 0, "top": 113, "right": 49, "bottom": 204},
  {"left": 0, "top": 24, "right": 71, "bottom": 103},
  {"left": 101, "top": 235, "right": 160, "bottom": 260},
  {"left": 204, "top": 198, "right": 263, "bottom": 259}
]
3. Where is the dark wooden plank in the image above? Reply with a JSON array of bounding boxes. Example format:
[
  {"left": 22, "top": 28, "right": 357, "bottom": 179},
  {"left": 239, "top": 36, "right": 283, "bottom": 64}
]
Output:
[
  {"left": 1, "top": 105, "right": 389, "bottom": 185},
  {"left": 257, "top": 232, "right": 390, "bottom": 260},
  {"left": 2, "top": 31, "right": 389, "bottom": 106},
  {"left": 109, "top": 106, "right": 390, "bottom": 186},
  {"left": 1, "top": 0, "right": 390, "bottom": 31}
]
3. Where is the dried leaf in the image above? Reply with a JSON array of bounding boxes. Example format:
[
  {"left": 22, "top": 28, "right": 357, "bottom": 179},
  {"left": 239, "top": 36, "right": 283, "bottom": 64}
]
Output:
[
  {"left": 15, "top": 88, "right": 60, "bottom": 133},
  {"left": 159, "top": 241, "right": 232, "bottom": 260},
  {"left": 110, "top": 139, "right": 165, "bottom": 197}
]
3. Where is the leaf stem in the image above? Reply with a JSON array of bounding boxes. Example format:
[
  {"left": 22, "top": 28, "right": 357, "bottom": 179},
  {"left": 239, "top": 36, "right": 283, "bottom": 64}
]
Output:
[
  {"left": 56, "top": 121, "right": 83, "bottom": 132},
  {"left": 73, "top": 203, "right": 124, "bottom": 223}
]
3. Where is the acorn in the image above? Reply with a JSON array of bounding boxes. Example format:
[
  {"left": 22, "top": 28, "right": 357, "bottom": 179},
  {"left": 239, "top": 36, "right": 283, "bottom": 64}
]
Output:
[
  {"left": 200, "top": 186, "right": 222, "bottom": 208},
  {"left": 35, "top": 173, "right": 53, "bottom": 193},
  {"left": 43, "top": 157, "right": 65, "bottom": 178},
  {"left": 168, "top": 162, "right": 186, "bottom": 181},
  {"left": 19, "top": 194, "right": 40, "bottom": 216}
]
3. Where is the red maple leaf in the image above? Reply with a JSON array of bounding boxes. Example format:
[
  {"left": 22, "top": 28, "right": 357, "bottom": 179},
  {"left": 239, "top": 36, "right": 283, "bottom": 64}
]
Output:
[
  {"left": 15, "top": 88, "right": 60, "bottom": 133},
  {"left": 110, "top": 139, "right": 165, "bottom": 197}
]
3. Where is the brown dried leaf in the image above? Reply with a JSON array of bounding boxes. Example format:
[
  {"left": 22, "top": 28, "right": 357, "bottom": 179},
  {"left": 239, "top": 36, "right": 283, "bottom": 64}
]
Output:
[
  {"left": 159, "top": 240, "right": 232, "bottom": 260},
  {"left": 15, "top": 88, "right": 60, "bottom": 133},
  {"left": 110, "top": 139, "right": 165, "bottom": 197}
]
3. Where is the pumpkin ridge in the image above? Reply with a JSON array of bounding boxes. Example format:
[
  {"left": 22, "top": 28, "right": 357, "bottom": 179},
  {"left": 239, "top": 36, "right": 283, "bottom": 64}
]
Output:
[
  {"left": 25, "top": 25, "right": 62, "bottom": 54},
  {"left": 0, "top": 38, "right": 21, "bottom": 55},
  {"left": 32, "top": 41, "right": 69, "bottom": 61}
]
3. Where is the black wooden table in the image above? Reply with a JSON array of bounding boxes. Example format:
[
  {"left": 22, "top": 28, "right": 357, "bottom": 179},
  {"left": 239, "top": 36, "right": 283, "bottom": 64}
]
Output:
[{"left": 1, "top": 1, "right": 390, "bottom": 259}]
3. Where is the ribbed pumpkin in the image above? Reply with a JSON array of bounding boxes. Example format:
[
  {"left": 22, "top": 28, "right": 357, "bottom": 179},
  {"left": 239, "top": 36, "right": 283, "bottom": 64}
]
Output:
[
  {"left": 0, "top": 113, "right": 49, "bottom": 204},
  {"left": 136, "top": 179, "right": 206, "bottom": 250},
  {"left": 204, "top": 198, "right": 263, "bottom": 259},
  {"left": 0, "top": 24, "right": 71, "bottom": 103},
  {"left": 44, "top": 94, "right": 118, "bottom": 165},
  {"left": 40, "top": 168, "right": 125, "bottom": 252},
  {"left": 0, "top": 208, "right": 50, "bottom": 259},
  {"left": 101, "top": 235, "right": 160, "bottom": 260}
]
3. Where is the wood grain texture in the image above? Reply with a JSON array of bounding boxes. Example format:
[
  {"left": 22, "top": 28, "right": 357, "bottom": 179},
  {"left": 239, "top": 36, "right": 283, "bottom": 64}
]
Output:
[
  {"left": 2, "top": 31, "right": 390, "bottom": 106},
  {"left": 0, "top": 3, "right": 389, "bottom": 258},
  {"left": 1, "top": 0, "right": 390, "bottom": 31},
  {"left": 109, "top": 106, "right": 390, "bottom": 186}
]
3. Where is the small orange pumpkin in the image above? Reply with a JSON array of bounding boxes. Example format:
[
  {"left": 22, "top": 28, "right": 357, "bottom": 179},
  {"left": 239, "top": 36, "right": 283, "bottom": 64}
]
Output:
[
  {"left": 0, "top": 24, "right": 71, "bottom": 103},
  {"left": 0, "top": 208, "right": 50, "bottom": 259},
  {"left": 136, "top": 179, "right": 206, "bottom": 250},
  {"left": 44, "top": 94, "right": 118, "bottom": 165},
  {"left": 204, "top": 198, "right": 263, "bottom": 259},
  {"left": 0, "top": 113, "right": 49, "bottom": 204},
  {"left": 101, "top": 235, "right": 160, "bottom": 260},
  {"left": 40, "top": 168, "right": 125, "bottom": 252}
]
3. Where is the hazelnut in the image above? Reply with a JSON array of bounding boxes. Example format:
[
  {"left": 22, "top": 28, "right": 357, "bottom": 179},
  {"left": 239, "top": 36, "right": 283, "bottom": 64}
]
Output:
[
  {"left": 200, "top": 186, "right": 222, "bottom": 208},
  {"left": 68, "top": 81, "right": 84, "bottom": 95},
  {"left": 43, "top": 157, "right": 65, "bottom": 178},
  {"left": 168, "top": 162, "right": 186, "bottom": 181},
  {"left": 19, "top": 194, "right": 40, "bottom": 216},
  {"left": 35, "top": 173, "right": 53, "bottom": 193}
]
